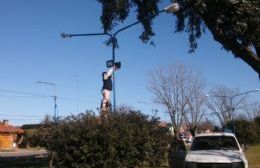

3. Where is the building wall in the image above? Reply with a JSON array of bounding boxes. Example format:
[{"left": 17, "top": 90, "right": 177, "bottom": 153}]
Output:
[{"left": 0, "top": 134, "right": 14, "bottom": 150}]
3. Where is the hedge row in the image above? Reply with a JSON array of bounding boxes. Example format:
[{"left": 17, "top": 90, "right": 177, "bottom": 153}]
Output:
[{"left": 40, "top": 111, "right": 169, "bottom": 168}]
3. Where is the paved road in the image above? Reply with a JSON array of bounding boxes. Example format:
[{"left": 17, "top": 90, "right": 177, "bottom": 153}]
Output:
[{"left": 0, "top": 149, "right": 47, "bottom": 158}]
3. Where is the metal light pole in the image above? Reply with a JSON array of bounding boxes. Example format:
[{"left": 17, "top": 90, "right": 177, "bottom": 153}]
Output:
[
  {"left": 61, "top": 3, "right": 180, "bottom": 112},
  {"left": 208, "top": 89, "right": 259, "bottom": 134},
  {"left": 36, "top": 81, "right": 58, "bottom": 121}
]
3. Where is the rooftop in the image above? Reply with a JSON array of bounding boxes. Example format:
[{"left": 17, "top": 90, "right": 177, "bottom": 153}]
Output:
[{"left": 0, "top": 120, "right": 24, "bottom": 134}]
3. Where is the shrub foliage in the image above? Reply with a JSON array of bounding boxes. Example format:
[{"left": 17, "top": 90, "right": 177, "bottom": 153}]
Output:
[
  {"left": 41, "top": 111, "right": 169, "bottom": 168},
  {"left": 227, "top": 119, "right": 257, "bottom": 145}
]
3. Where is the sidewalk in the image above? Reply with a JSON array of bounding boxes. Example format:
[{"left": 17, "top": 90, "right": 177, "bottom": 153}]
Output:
[{"left": 0, "top": 148, "right": 47, "bottom": 158}]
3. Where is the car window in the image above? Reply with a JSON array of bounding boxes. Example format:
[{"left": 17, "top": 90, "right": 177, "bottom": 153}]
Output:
[{"left": 191, "top": 136, "right": 239, "bottom": 151}]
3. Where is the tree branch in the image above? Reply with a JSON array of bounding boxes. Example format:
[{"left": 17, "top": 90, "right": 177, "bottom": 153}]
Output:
[{"left": 204, "top": 19, "right": 260, "bottom": 77}]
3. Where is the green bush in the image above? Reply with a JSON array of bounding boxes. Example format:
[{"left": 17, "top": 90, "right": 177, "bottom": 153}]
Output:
[
  {"left": 19, "top": 129, "right": 40, "bottom": 148},
  {"left": 41, "top": 111, "right": 169, "bottom": 168},
  {"left": 227, "top": 119, "right": 257, "bottom": 145},
  {"left": 254, "top": 117, "right": 260, "bottom": 143},
  {"left": 20, "top": 124, "right": 45, "bottom": 148}
]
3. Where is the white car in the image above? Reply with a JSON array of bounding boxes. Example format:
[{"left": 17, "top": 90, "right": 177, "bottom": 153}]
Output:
[{"left": 185, "top": 132, "right": 248, "bottom": 168}]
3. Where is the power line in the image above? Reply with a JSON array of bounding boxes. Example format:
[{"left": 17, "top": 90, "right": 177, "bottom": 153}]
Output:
[
  {"left": 0, "top": 88, "right": 97, "bottom": 103},
  {"left": 0, "top": 95, "right": 48, "bottom": 98},
  {"left": 0, "top": 113, "right": 42, "bottom": 117},
  {"left": 58, "top": 96, "right": 96, "bottom": 103},
  {"left": 0, "top": 88, "right": 99, "bottom": 122},
  {"left": 0, "top": 88, "right": 51, "bottom": 97}
]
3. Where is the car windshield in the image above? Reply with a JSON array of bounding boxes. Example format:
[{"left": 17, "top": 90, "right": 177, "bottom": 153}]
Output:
[{"left": 191, "top": 136, "right": 239, "bottom": 151}]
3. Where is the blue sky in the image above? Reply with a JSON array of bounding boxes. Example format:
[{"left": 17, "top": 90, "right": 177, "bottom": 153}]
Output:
[{"left": 0, "top": 0, "right": 259, "bottom": 126}]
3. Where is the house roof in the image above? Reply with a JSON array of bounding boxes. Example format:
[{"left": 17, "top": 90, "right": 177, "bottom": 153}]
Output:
[
  {"left": 0, "top": 124, "right": 24, "bottom": 134},
  {"left": 21, "top": 124, "right": 41, "bottom": 130},
  {"left": 158, "top": 121, "right": 169, "bottom": 128}
]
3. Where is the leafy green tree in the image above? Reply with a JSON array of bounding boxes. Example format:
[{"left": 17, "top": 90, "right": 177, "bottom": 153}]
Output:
[
  {"left": 37, "top": 115, "right": 58, "bottom": 168},
  {"left": 20, "top": 124, "right": 41, "bottom": 148},
  {"left": 97, "top": 0, "right": 260, "bottom": 77},
  {"left": 227, "top": 119, "right": 257, "bottom": 144},
  {"left": 254, "top": 116, "right": 260, "bottom": 143}
]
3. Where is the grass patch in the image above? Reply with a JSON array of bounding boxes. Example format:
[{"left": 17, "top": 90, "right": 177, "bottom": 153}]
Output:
[
  {"left": 245, "top": 144, "right": 260, "bottom": 168},
  {"left": 0, "top": 157, "right": 48, "bottom": 168}
]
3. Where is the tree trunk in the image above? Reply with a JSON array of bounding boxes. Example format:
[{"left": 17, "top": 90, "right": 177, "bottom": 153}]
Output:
[
  {"left": 16, "top": 135, "right": 23, "bottom": 145},
  {"left": 48, "top": 152, "right": 54, "bottom": 168},
  {"left": 189, "top": 128, "right": 196, "bottom": 137}
]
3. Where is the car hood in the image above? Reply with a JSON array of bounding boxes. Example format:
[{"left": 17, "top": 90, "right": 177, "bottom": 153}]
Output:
[{"left": 185, "top": 150, "right": 244, "bottom": 163}]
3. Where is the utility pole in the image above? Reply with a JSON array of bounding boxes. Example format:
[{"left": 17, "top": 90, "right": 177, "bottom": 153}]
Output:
[{"left": 37, "top": 81, "right": 58, "bottom": 121}]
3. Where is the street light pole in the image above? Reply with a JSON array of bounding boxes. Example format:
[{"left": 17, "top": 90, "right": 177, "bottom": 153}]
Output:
[
  {"left": 208, "top": 89, "right": 259, "bottom": 134},
  {"left": 61, "top": 3, "right": 180, "bottom": 112},
  {"left": 228, "top": 89, "right": 259, "bottom": 134},
  {"left": 36, "top": 81, "right": 58, "bottom": 121},
  {"left": 112, "top": 37, "right": 116, "bottom": 111}
]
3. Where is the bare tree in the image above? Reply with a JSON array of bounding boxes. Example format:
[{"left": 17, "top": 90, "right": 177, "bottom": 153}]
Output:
[
  {"left": 184, "top": 73, "right": 207, "bottom": 136},
  {"left": 243, "top": 102, "right": 260, "bottom": 121},
  {"left": 207, "top": 86, "right": 247, "bottom": 130},
  {"left": 148, "top": 64, "right": 206, "bottom": 135},
  {"left": 197, "top": 118, "right": 215, "bottom": 133}
]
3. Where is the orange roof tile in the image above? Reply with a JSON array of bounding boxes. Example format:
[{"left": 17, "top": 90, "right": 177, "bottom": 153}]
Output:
[{"left": 0, "top": 124, "right": 24, "bottom": 134}]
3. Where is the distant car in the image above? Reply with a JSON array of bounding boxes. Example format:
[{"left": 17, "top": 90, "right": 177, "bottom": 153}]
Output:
[
  {"left": 185, "top": 135, "right": 193, "bottom": 143},
  {"left": 185, "top": 132, "right": 248, "bottom": 168},
  {"left": 179, "top": 134, "right": 186, "bottom": 141}
]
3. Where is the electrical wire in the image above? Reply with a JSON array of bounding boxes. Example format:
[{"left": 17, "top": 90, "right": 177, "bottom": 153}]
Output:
[
  {"left": 0, "top": 88, "right": 97, "bottom": 103},
  {"left": 0, "top": 95, "right": 48, "bottom": 98},
  {"left": 0, "top": 88, "right": 99, "bottom": 122}
]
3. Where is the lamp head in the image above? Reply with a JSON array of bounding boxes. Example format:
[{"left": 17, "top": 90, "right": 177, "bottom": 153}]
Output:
[
  {"left": 164, "top": 3, "right": 180, "bottom": 13},
  {"left": 61, "top": 33, "right": 71, "bottom": 38}
]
